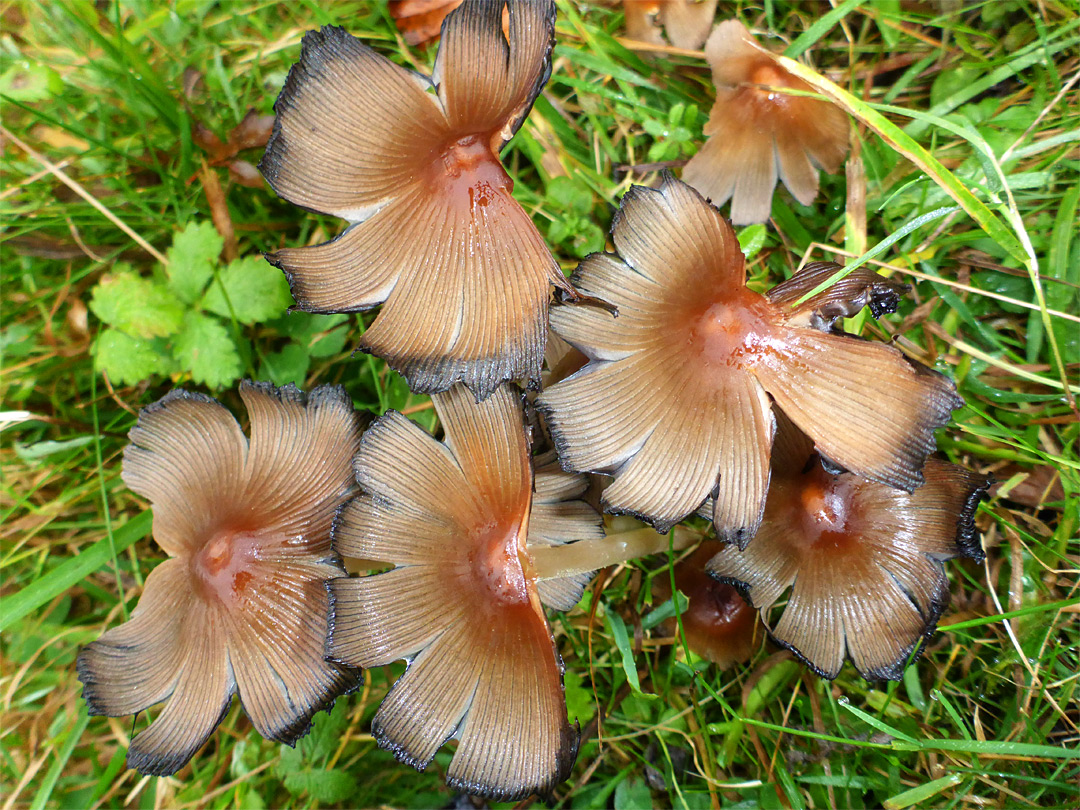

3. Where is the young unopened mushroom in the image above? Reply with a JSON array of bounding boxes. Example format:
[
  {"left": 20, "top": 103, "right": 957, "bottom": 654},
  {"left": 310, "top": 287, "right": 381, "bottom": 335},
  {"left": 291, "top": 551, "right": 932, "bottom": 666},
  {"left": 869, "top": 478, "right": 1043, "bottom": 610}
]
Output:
[
  {"left": 260, "top": 0, "right": 579, "bottom": 399},
  {"left": 705, "top": 417, "right": 990, "bottom": 680},
  {"left": 77, "top": 382, "right": 362, "bottom": 776},
  {"left": 682, "top": 19, "right": 849, "bottom": 225},
  {"left": 537, "top": 175, "right": 962, "bottom": 547},
  {"left": 651, "top": 541, "right": 757, "bottom": 669},
  {"left": 327, "top": 383, "right": 699, "bottom": 798}
]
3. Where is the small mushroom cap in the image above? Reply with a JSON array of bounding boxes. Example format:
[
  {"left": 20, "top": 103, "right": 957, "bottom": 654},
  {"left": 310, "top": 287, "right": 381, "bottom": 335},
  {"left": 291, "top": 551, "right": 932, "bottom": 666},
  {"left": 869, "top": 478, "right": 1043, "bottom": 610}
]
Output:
[
  {"left": 76, "top": 382, "right": 363, "bottom": 776},
  {"left": 388, "top": 0, "right": 465, "bottom": 46},
  {"left": 658, "top": 0, "right": 719, "bottom": 50},
  {"left": 652, "top": 541, "right": 757, "bottom": 669},
  {"left": 682, "top": 19, "right": 849, "bottom": 225},
  {"left": 623, "top": 1, "right": 665, "bottom": 45},
  {"left": 538, "top": 175, "right": 962, "bottom": 547},
  {"left": 706, "top": 418, "right": 991, "bottom": 680},
  {"left": 261, "top": 1, "right": 574, "bottom": 398},
  {"left": 328, "top": 384, "right": 601, "bottom": 800}
]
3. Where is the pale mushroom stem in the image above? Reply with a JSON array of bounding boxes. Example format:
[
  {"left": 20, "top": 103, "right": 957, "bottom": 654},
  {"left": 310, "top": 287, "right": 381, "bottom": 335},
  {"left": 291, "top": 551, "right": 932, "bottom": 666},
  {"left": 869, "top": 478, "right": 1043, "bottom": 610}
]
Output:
[
  {"left": 342, "top": 526, "right": 700, "bottom": 582},
  {"left": 530, "top": 526, "right": 699, "bottom": 581}
]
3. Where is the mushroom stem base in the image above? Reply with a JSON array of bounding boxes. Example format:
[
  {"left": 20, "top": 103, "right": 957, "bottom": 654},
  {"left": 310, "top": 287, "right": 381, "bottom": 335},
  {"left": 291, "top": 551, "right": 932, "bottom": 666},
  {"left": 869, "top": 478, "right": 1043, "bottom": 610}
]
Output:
[{"left": 531, "top": 527, "right": 699, "bottom": 581}]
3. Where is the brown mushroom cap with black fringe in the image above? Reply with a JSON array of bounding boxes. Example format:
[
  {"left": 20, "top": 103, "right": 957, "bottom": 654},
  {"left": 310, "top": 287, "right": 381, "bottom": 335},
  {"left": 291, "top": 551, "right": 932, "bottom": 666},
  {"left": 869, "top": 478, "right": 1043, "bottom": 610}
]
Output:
[
  {"left": 260, "top": 0, "right": 579, "bottom": 399},
  {"left": 706, "top": 415, "right": 990, "bottom": 680},
  {"left": 327, "top": 384, "right": 604, "bottom": 800},
  {"left": 76, "top": 382, "right": 362, "bottom": 776},
  {"left": 538, "top": 175, "right": 962, "bottom": 547}
]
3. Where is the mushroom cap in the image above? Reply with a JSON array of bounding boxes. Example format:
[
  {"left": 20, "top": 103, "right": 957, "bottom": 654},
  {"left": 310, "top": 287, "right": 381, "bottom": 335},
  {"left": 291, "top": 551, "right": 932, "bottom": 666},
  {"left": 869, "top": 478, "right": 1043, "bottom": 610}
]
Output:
[
  {"left": 76, "top": 382, "right": 363, "bottom": 776},
  {"left": 328, "top": 384, "right": 602, "bottom": 800},
  {"left": 658, "top": 0, "right": 719, "bottom": 50},
  {"left": 682, "top": 19, "right": 849, "bottom": 225},
  {"left": 260, "top": 0, "right": 573, "bottom": 399},
  {"left": 652, "top": 541, "right": 757, "bottom": 669},
  {"left": 388, "top": 0, "right": 465, "bottom": 46},
  {"left": 706, "top": 416, "right": 990, "bottom": 680},
  {"left": 537, "top": 175, "right": 962, "bottom": 546},
  {"left": 623, "top": 1, "right": 666, "bottom": 46}
]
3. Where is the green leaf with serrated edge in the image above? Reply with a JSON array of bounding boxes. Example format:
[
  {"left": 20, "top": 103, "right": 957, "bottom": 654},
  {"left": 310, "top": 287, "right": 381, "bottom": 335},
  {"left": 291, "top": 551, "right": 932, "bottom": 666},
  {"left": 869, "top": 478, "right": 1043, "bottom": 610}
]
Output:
[
  {"left": 166, "top": 221, "right": 223, "bottom": 304},
  {"left": 259, "top": 343, "right": 309, "bottom": 387},
  {"left": 172, "top": 311, "right": 242, "bottom": 389},
  {"left": 89, "top": 269, "right": 184, "bottom": 338},
  {"left": 93, "top": 328, "right": 173, "bottom": 385},
  {"left": 202, "top": 256, "right": 293, "bottom": 324}
]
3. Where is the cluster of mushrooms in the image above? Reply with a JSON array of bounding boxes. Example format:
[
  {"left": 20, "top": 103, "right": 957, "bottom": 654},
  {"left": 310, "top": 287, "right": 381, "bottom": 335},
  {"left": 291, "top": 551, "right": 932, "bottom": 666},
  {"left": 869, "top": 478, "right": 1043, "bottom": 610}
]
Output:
[{"left": 78, "top": 0, "right": 991, "bottom": 801}]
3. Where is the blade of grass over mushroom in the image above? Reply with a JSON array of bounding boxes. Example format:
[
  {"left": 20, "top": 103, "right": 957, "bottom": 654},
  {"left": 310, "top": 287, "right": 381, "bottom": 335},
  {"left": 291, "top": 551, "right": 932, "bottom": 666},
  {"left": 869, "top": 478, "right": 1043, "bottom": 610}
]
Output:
[
  {"left": 773, "top": 58, "right": 1027, "bottom": 266},
  {"left": 788, "top": 206, "right": 958, "bottom": 307},
  {"left": 0, "top": 511, "right": 151, "bottom": 633}
]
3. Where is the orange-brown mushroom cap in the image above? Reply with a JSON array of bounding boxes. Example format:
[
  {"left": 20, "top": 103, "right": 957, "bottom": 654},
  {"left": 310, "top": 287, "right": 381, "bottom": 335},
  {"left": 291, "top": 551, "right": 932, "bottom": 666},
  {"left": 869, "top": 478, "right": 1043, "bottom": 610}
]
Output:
[
  {"left": 537, "top": 175, "right": 962, "bottom": 546},
  {"left": 327, "top": 384, "right": 601, "bottom": 800},
  {"left": 76, "top": 382, "right": 363, "bottom": 776},
  {"left": 658, "top": 1, "right": 719, "bottom": 50},
  {"left": 260, "top": 0, "right": 575, "bottom": 399},
  {"left": 652, "top": 541, "right": 757, "bottom": 669},
  {"left": 682, "top": 19, "right": 849, "bottom": 225},
  {"left": 388, "top": 0, "right": 465, "bottom": 46},
  {"left": 706, "top": 418, "right": 990, "bottom": 680}
]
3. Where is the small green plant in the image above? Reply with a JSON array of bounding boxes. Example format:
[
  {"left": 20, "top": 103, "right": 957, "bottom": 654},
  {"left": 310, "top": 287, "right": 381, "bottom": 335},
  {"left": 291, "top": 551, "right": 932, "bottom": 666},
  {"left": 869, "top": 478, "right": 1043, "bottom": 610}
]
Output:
[
  {"left": 642, "top": 102, "right": 701, "bottom": 163},
  {"left": 545, "top": 175, "right": 606, "bottom": 258},
  {"left": 89, "top": 222, "right": 294, "bottom": 389}
]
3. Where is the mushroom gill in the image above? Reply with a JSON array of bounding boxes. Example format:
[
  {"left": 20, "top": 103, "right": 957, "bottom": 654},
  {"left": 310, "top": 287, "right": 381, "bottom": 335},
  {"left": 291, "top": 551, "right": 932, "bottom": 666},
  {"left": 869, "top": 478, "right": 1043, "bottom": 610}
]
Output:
[
  {"left": 705, "top": 417, "right": 990, "bottom": 680},
  {"left": 327, "top": 384, "right": 601, "bottom": 800},
  {"left": 682, "top": 19, "right": 849, "bottom": 225},
  {"left": 651, "top": 541, "right": 757, "bottom": 669},
  {"left": 260, "top": 0, "right": 578, "bottom": 399},
  {"left": 537, "top": 175, "right": 963, "bottom": 547},
  {"left": 76, "top": 382, "right": 363, "bottom": 776}
]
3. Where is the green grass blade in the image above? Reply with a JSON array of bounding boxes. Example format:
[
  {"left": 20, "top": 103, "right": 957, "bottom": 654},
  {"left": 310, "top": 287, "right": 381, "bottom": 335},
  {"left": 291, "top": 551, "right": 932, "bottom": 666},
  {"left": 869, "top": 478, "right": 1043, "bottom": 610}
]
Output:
[
  {"left": 29, "top": 706, "right": 90, "bottom": 810},
  {"left": 784, "top": 0, "right": 866, "bottom": 58},
  {"left": 883, "top": 774, "right": 965, "bottom": 810},
  {"left": 775, "top": 58, "right": 1028, "bottom": 264},
  {"left": 0, "top": 510, "right": 151, "bottom": 633}
]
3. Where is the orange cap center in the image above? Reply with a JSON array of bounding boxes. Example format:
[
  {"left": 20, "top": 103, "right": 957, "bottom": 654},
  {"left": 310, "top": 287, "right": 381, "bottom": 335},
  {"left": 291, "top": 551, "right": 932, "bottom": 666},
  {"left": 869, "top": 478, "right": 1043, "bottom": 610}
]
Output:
[
  {"left": 427, "top": 134, "right": 512, "bottom": 212},
  {"left": 193, "top": 529, "right": 260, "bottom": 605}
]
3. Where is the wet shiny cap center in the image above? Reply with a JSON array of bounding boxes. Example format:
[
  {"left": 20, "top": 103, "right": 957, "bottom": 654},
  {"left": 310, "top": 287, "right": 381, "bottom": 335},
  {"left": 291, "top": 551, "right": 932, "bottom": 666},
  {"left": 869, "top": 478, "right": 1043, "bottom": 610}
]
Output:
[
  {"left": 428, "top": 134, "right": 512, "bottom": 211},
  {"left": 193, "top": 529, "right": 260, "bottom": 604},
  {"left": 690, "top": 288, "right": 777, "bottom": 368},
  {"left": 467, "top": 519, "right": 534, "bottom": 606},
  {"left": 795, "top": 470, "right": 857, "bottom": 550}
]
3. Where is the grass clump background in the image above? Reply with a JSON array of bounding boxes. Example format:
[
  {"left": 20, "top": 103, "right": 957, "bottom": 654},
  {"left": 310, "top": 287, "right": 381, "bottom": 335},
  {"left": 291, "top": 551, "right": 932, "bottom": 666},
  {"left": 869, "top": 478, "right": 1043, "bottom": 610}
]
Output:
[{"left": 1, "top": 0, "right": 1077, "bottom": 808}]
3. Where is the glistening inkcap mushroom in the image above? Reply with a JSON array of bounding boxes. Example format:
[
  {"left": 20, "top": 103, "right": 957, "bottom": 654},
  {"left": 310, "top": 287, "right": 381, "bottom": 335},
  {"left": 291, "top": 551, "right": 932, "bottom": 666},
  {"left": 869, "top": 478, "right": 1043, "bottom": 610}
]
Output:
[
  {"left": 682, "top": 19, "right": 849, "bottom": 225},
  {"left": 651, "top": 541, "right": 757, "bottom": 669},
  {"left": 260, "top": 0, "right": 584, "bottom": 398},
  {"left": 706, "top": 417, "right": 990, "bottom": 680},
  {"left": 326, "top": 384, "right": 590, "bottom": 799},
  {"left": 538, "top": 175, "right": 962, "bottom": 547},
  {"left": 326, "top": 383, "right": 703, "bottom": 798},
  {"left": 76, "top": 382, "right": 363, "bottom": 776}
]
